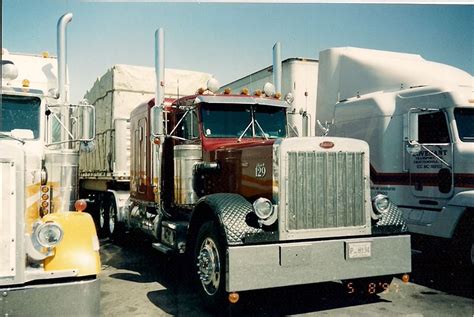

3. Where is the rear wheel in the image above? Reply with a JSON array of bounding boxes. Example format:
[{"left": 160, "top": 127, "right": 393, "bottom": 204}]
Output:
[{"left": 194, "top": 221, "right": 227, "bottom": 308}]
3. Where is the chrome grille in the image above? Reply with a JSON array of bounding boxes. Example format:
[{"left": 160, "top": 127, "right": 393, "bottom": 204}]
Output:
[{"left": 286, "top": 151, "right": 365, "bottom": 230}]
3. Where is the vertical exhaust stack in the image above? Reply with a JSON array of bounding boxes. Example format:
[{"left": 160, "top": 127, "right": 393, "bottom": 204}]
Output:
[
  {"left": 154, "top": 28, "right": 165, "bottom": 136},
  {"left": 273, "top": 42, "right": 282, "bottom": 95},
  {"left": 57, "top": 13, "right": 73, "bottom": 102}
]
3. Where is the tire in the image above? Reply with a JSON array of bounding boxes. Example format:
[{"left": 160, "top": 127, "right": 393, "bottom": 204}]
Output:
[
  {"left": 451, "top": 210, "right": 473, "bottom": 267},
  {"left": 98, "top": 194, "right": 110, "bottom": 238},
  {"left": 194, "top": 221, "right": 227, "bottom": 309},
  {"left": 109, "top": 195, "right": 126, "bottom": 242}
]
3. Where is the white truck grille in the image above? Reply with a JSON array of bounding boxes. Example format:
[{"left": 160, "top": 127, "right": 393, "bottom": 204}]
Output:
[
  {"left": 286, "top": 151, "right": 365, "bottom": 230},
  {"left": 0, "top": 160, "right": 16, "bottom": 277}
]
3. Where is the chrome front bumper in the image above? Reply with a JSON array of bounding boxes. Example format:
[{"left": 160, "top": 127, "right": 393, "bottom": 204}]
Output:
[
  {"left": 0, "top": 277, "right": 100, "bottom": 316},
  {"left": 226, "top": 235, "right": 411, "bottom": 292}
]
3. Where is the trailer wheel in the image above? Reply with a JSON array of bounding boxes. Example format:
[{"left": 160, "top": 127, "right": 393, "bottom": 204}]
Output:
[
  {"left": 109, "top": 195, "right": 125, "bottom": 242},
  {"left": 98, "top": 195, "right": 110, "bottom": 238},
  {"left": 108, "top": 196, "right": 117, "bottom": 236},
  {"left": 194, "top": 221, "right": 226, "bottom": 308}
]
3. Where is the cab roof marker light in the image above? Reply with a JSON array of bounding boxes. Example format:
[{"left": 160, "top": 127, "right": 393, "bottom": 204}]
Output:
[{"left": 241, "top": 88, "right": 249, "bottom": 95}]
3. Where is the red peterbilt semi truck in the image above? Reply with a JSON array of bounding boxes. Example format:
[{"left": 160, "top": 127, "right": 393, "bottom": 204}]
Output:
[{"left": 79, "top": 29, "right": 411, "bottom": 306}]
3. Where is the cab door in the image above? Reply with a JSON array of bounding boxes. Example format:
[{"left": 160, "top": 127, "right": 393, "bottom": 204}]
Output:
[{"left": 408, "top": 110, "right": 454, "bottom": 199}]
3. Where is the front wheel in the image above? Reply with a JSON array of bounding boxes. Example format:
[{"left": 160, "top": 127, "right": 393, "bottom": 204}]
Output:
[{"left": 194, "top": 221, "right": 227, "bottom": 308}]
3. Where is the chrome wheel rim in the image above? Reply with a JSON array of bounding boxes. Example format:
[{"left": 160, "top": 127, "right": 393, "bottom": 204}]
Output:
[
  {"left": 197, "top": 237, "right": 221, "bottom": 295},
  {"left": 109, "top": 204, "right": 116, "bottom": 234},
  {"left": 99, "top": 205, "right": 105, "bottom": 229}
]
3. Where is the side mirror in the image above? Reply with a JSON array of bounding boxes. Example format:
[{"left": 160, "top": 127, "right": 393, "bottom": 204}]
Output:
[
  {"left": 404, "top": 111, "right": 421, "bottom": 155},
  {"left": 150, "top": 105, "right": 161, "bottom": 137},
  {"left": 403, "top": 111, "right": 419, "bottom": 143},
  {"left": 76, "top": 100, "right": 95, "bottom": 141},
  {"left": 408, "top": 112, "right": 419, "bottom": 144}
]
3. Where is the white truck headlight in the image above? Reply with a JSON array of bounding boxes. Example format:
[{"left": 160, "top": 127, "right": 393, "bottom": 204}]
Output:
[
  {"left": 253, "top": 197, "right": 277, "bottom": 226},
  {"left": 35, "top": 222, "right": 64, "bottom": 248},
  {"left": 372, "top": 194, "right": 391, "bottom": 218}
]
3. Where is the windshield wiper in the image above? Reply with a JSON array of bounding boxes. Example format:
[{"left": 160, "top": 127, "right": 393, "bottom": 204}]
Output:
[
  {"left": 238, "top": 120, "right": 253, "bottom": 142},
  {"left": 254, "top": 119, "right": 269, "bottom": 140},
  {"left": 0, "top": 132, "right": 25, "bottom": 144}
]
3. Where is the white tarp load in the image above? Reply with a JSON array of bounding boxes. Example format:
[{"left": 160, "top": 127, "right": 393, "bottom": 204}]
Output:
[{"left": 80, "top": 64, "right": 212, "bottom": 179}]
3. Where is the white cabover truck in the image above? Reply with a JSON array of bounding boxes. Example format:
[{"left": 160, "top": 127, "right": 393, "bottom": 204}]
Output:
[
  {"left": 315, "top": 47, "right": 473, "bottom": 266},
  {"left": 1, "top": 13, "right": 100, "bottom": 316},
  {"left": 79, "top": 64, "right": 212, "bottom": 237},
  {"left": 223, "top": 46, "right": 473, "bottom": 266}
]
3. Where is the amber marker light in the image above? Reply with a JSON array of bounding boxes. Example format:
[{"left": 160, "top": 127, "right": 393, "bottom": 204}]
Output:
[
  {"left": 41, "top": 201, "right": 49, "bottom": 208},
  {"left": 198, "top": 87, "right": 205, "bottom": 95},
  {"left": 41, "top": 194, "right": 49, "bottom": 200},
  {"left": 22, "top": 79, "right": 30, "bottom": 87},
  {"left": 74, "top": 199, "right": 87, "bottom": 212},
  {"left": 41, "top": 186, "right": 49, "bottom": 193},
  {"left": 402, "top": 274, "right": 409, "bottom": 283},
  {"left": 241, "top": 88, "right": 249, "bottom": 95},
  {"left": 153, "top": 137, "right": 161, "bottom": 145},
  {"left": 228, "top": 292, "right": 240, "bottom": 304},
  {"left": 42, "top": 51, "right": 49, "bottom": 58},
  {"left": 224, "top": 87, "right": 232, "bottom": 95},
  {"left": 254, "top": 89, "right": 262, "bottom": 97},
  {"left": 274, "top": 92, "right": 282, "bottom": 99}
]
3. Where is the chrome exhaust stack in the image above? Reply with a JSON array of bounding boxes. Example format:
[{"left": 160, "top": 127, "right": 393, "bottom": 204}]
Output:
[
  {"left": 153, "top": 27, "right": 165, "bottom": 136},
  {"left": 272, "top": 42, "right": 282, "bottom": 95},
  {"left": 57, "top": 12, "right": 73, "bottom": 102}
]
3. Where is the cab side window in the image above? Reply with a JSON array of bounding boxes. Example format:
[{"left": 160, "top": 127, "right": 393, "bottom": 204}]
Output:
[
  {"left": 177, "top": 109, "right": 199, "bottom": 140},
  {"left": 418, "top": 111, "right": 450, "bottom": 143}
]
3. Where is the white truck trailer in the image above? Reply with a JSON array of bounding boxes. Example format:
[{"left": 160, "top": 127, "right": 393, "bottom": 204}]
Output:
[
  {"left": 223, "top": 46, "right": 473, "bottom": 266},
  {"left": 78, "top": 64, "right": 212, "bottom": 237},
  {"left": 1, "top": 13, "right": 100, "bottom": 316}
]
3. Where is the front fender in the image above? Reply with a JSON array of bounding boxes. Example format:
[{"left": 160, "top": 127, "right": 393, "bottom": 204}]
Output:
[
  {"left": 448, "top": 190, "right": 474, "bottom": 208},
  {"left": 193, "top": 193, "right": 263, "bottom": 245},
  {"left": 43, "top": 211, "right": 101, "bottom": 276}
]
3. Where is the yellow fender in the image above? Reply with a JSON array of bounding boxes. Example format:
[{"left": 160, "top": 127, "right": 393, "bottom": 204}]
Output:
[{"left": 43, "top": 211, "right": 101, "bottom": 276}]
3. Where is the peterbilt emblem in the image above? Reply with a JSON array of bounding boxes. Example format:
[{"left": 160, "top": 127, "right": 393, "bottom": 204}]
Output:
[{"left": 255, "top": 163, "right": 266, "bottom": 178}]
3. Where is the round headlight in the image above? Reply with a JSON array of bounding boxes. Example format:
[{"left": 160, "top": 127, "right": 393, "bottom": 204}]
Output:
[
  {"left": 36, "top": 222, "right": 63, "bottom": 248},
  {"left": 253, "top": 197, "right": 273, "bottom": 220},
  {"left": 373, "top": 194, "right": 391, "bottom": 215}
]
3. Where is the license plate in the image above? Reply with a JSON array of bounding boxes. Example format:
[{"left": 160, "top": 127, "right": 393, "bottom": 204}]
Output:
[{"left": 347, "top": 241, "right": 372, "bottom": 259}]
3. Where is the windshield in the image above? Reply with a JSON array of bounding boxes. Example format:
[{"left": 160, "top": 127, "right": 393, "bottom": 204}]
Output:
[
  {"left": 454, "top": 108, "right": 474, "bottom": 142},
  {"left": 200, "top": 103, "right": 286, "bottom": 139},
  {"left": 1, "top": 95, "right": 41, "bottom": 139}
]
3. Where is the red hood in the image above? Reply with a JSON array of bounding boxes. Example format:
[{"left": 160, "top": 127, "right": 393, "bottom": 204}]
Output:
[{"left": 202, "top": 137, "right": 276, "bottom": 152}]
